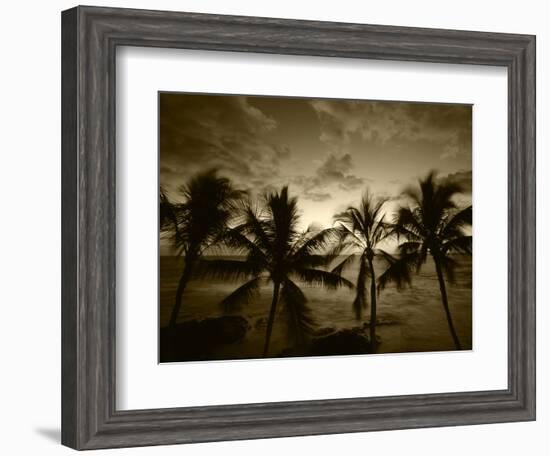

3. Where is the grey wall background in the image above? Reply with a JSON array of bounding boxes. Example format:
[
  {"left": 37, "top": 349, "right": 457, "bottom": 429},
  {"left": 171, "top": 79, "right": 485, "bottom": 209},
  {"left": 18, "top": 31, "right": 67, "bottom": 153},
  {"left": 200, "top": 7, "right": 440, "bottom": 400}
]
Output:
[{"left": 0, "top": 0, "right": 546, "bottom": 454}]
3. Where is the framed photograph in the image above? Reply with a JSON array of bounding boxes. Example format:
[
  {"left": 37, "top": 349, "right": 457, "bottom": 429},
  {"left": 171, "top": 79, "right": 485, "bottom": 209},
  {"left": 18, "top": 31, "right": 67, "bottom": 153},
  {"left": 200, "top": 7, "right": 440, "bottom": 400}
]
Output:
[
  {"left": 61, "top": 5, "right": 536, "bottom": 450},
  {"left": 157, "top": 92, "right": 474, "bottom": 363}
]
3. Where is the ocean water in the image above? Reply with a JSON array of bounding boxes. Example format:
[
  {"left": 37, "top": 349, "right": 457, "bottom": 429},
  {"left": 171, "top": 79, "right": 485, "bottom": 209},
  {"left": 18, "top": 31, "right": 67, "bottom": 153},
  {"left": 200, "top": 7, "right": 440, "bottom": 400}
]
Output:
[{"left": 160, "top": 255, "right": 472, "bottom": 359}]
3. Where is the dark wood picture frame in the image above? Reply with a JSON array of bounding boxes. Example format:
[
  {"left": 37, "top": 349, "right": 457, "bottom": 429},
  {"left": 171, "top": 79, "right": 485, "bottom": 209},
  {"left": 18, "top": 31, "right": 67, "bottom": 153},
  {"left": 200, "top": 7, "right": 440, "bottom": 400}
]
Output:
[{"left": 61, "top": 5, "right": 536, "bottom": 450}]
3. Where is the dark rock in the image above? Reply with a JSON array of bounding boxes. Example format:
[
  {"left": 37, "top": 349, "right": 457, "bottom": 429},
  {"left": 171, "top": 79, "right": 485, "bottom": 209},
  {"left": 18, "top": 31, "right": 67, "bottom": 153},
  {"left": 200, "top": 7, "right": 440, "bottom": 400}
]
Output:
[
  {"left": 254, "top": 317, "right": 267, "bottom": 330},
  {"left": 313, "top": 326, "right": 337, "bottom": 337},
  {"left": 277, "top": 327, "right": 373, "bottom": 358},
  {"left": 160, "top": 315, "right": 250, "bottom": 362},
  {"left": 309, "top": 328, "right": 372, "bottom": 356}
]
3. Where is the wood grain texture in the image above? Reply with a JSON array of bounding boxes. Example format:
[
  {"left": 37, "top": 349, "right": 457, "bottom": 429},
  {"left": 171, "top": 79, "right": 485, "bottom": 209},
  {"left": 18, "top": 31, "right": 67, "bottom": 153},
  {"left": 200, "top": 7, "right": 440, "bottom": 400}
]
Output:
[
  {"left": 61, "top": 7, "right": 78, "bottom": 449},
  {"left": 61, "top": 5, "right": 536, "bottom": 450}
]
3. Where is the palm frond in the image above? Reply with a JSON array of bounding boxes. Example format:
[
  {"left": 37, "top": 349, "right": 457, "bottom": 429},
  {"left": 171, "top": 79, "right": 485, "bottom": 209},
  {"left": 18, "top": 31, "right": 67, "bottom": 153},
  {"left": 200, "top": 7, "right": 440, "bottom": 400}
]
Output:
[
  {"left": 348, "top": 207, "right": 368, "bottom": 235},
  {"left": 320, "top": 236, "right": 362, "bottom": 273},
  {"left": 330, "top": 253, "right": 358, "bottom": 276},
  {"left": 159, "top": 189, "right": 187, "bottom": 248},
  {"left": 360, "top": 191, "right": 388, "bottom": 231},
  {"left": 371, "top": 218, "right": 392, "bottom": 245},
  {"left": 393, "top": 207, "right": 425, "bottom": 241},
  {"left": 216, "top": 228, "right": 268, "bottom": 262},
  {"left": 334, "top": 223, "right": 367, "bottom": 250},
  {"left": 388, "top": 240, "right": 427, "bottom": 272},
  {"left": 291, "top": 227, "right": 340, "bottom": 265},
  {"left": 220, "top": 276, "right": 263, "bottom": 312},
  {"left": 293, "top": 267, "right": 355, "bottom": 290},
  {"left": 441, "top": 235, "right": 472, "bottom": 255},
  {"left": 333, "top": 209, "right": 353, "bottom": 228},
  {"left": 159, "top": 188, "right": 175, "bottom": 230},
  {"left": 396, "top": 241, "right": 422, "bottom": 254},
  {"left": 264, "top": 186, "right": 300, "bottom": 255},
  {"left": 194, "top": 258, "right": 261, "bottom": 282},
  {"left": 376, "top": 249, "right": 417, "bottom": 292},
  {"left": 238, "top": 204, "right": 273, "bottom": 253},
  {"left": 440, "top": 206, "right": 472, "bottom": 238},
  {"left": 167, "top": 169, "right": 245, "bottom": 257},
  {"left": 399, "top": 171, "right": 467, "bottom": 238}
]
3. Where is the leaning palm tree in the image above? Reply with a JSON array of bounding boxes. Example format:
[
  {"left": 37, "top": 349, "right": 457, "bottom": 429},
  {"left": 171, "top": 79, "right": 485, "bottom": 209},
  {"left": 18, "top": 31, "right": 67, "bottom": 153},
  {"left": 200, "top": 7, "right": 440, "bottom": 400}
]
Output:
[
  {"left": 196, "top": 187, "right": 354, "bottom": 357},
  {"left": 392, "top": 171, "right": 472, "bottom": 350},
  {"left": 331, "top": 191, "right": 411, "bottom": 350},
  {"left": 160, "top": 170, "right": 244, "bottom": 328}
]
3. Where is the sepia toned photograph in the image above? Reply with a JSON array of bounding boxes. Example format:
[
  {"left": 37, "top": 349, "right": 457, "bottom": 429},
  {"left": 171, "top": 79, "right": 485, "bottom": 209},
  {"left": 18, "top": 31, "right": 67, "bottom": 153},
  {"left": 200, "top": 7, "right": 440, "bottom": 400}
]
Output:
[{"left": 159, "top": 92, "right": 472, "bottom": 363}]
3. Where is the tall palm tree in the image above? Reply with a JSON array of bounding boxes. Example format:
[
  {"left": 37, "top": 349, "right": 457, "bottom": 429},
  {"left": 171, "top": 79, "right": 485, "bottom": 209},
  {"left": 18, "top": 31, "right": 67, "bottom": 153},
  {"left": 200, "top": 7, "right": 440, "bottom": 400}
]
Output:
[
  {"left": 160, "top": 170, "right": 244, "bottom": 328},
  {"left": 196, "top": 187, "right": 354, "bottom": 357},
  {"left": 392, "top": 171, "right": 472, "bottom": 350},
  {"left": 332, "top": 191, "right": 411, "bottom": 350}
]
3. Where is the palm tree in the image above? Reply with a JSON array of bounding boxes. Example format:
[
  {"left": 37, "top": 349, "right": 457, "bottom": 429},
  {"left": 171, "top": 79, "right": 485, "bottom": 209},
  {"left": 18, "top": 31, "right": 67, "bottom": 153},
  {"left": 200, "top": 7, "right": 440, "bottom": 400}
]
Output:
[
  {"left": 392, "top": 171, "right": 472, "bottom": 350},
  {"left": 160, "top": 170, "right": 244, "bottom": 328},
  {"left": 331, "top": 191, "right": 411, "bottom": 350},
  {"left": 196, "top": 186, "right": 354, "bottom": 357}
]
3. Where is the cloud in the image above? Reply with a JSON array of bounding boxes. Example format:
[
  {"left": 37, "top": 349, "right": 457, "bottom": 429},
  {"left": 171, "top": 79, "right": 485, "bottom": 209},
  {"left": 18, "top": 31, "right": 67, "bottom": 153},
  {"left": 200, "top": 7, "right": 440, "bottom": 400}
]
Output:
[
  {"left": 293, "top": 152, "right": 366, "bottom": 201},
  {"left": 442, "top": 170, "right": 472, "bottom": 194},
  {"left": 160, "top": 94, "right": 287, "bottom": 198},
  {"left": 159, "top": 93, "right": 367, "bottom": 206},
  {"left": 316, "top": 154, "right": 365, "bottom": 190},
  {"left": 302, "top": 191, "right": 332, "bottom": 202},
  {"left": 309, "top": 99, "right": 472, "bottom": 160}
]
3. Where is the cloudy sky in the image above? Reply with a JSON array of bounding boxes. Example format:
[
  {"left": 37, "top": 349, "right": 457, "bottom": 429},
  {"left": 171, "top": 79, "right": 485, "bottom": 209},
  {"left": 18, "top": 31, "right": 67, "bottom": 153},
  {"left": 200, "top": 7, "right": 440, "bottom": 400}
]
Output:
[{"left": 159, "top": 92, "right": 471, "bottom": 231}]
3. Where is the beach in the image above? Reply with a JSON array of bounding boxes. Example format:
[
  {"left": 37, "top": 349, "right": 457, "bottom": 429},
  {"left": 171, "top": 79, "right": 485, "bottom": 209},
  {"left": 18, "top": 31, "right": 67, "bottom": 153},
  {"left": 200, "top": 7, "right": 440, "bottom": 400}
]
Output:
[{"left": 159, "top": 254, "right": 472, "bottom": 361}]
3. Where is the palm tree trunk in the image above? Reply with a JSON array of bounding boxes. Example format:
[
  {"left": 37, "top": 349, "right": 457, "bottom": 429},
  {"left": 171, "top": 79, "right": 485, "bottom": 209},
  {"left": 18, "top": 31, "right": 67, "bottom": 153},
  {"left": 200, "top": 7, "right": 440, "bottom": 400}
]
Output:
[
  {"left": 368, "top": 259, "right": 377, "bottom": 352},
  {"left": 168, "top": 258, "right": 195, "bottom": 328},
  {"left": 263, "top": 282, "right": 281, "bottom": 357},
  {"left": 433, "top": 257, "right": 462, "bottom": 350}
]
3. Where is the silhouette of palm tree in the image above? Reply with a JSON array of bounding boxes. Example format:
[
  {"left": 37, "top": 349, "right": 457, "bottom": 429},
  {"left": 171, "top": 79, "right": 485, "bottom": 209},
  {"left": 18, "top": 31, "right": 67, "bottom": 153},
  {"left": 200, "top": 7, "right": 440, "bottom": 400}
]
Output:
[
  {"left": 160, "top": 186, "right": 177, "bottom": 231},
  {"left": 160, "top": 170, "right": 244, "bottom": 328},
  {"left": 196, "top": 186, "right": 354, "bottom": 357},
  {"left": 392, "top": 171, "right": 472, "bottom": 350},
  {"left": 332, "top": 191, "right": 412, "bottom": 350}
]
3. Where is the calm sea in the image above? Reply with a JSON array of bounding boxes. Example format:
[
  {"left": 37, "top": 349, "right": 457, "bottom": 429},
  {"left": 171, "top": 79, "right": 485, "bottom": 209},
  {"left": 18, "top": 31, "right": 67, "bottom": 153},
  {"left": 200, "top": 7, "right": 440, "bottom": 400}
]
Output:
[{"left": 160, "top": 255, "right": 472, "bottom": 358}]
